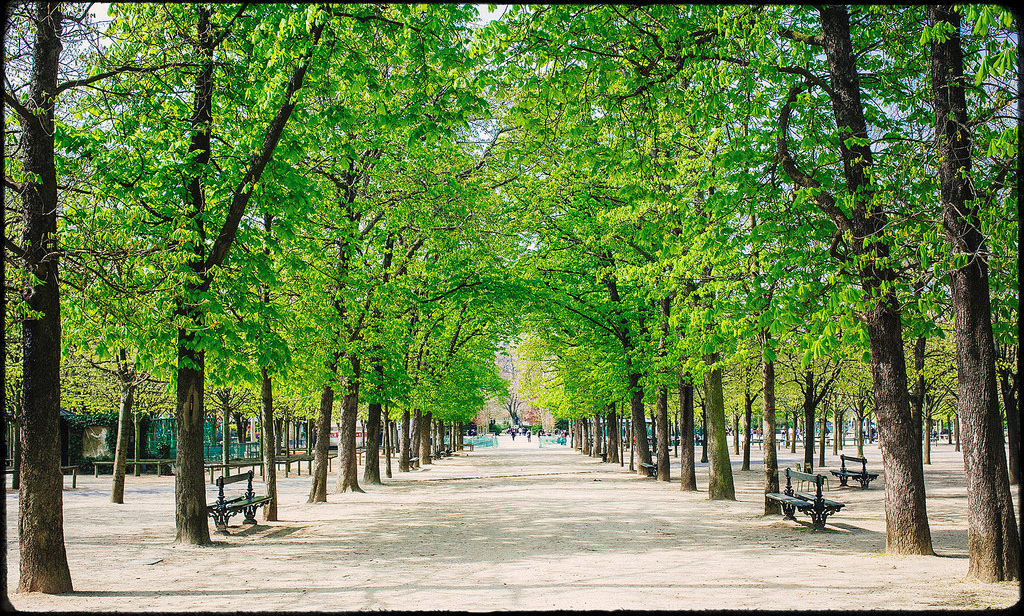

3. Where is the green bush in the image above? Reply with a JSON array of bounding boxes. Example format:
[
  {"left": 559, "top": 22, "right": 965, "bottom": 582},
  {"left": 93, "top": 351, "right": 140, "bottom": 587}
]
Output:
[{"left": 64, "top": 411, "right": 154, "bottom": 472}]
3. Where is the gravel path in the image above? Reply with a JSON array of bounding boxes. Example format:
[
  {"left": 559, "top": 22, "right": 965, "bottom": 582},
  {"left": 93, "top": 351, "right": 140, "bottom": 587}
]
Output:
[{"left": 5, "top": 435, "right": 1020, "bottom": 611}]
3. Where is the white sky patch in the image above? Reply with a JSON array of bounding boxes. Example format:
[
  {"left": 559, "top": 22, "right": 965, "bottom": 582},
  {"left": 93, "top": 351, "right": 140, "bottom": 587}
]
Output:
[{"left": 475, "top": 4, "right": 509, "bottom": 25}]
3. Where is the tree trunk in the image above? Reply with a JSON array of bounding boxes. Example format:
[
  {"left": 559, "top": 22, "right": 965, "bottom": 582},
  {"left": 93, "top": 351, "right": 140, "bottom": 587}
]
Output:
[
  {"left": 308, "top": 383, "right": 333, "bottom": 503},
  {"left": 260, "top": 368, "right": 278, "bottom": 520},
  {"left": 679, "top": 373, "right": 697, "bottom": 491},
  {"left": 815, "top": 5, "right": 935, "bottom": 554},
  {"left": 700, "top": 407, "right": 708, "bottom": 464},
  {"left": 929, "top": 4, "right": 1019, "bottom": 580},
  {"left": 628, "top": 372, "right": 651, "bottom": 473},
  {"left": 834, "top": 408, "right": 843, "bottom": 455},
  {"left": 335, "top": 355, "right": 363, "bottom": 493},
  {"left": 111, "top": 379, "right": 135, "bottom": 504},
  {"left": 762, "top": 345, "right": 780, "bottom": 515},
  {"left": 656, "top": 386, "right": 670, "bottom": 480},
  {"left": 15, "top": 0, "right": 73, "bottom": 593},
  {"left": 174, "top": 331, "right": 210, "bottom": 545},
  {"left": 221, "top": 400, "right": 230, "bottom": 466},
  {"left": 399, "top": 409, "right": 411, "bottom": 472},
  {"left": 856, "top": 407, "right": 864, "bottom": 456},
  {"left": 924, "top": 409, "right": 932, "bottom": 466},
  {"left": 742, "top": 392, "right": 752, "bottom": 471},
  {"left": 605, "top": 405, "right": 619, "bottom": 463},
  {"left": 999, "top": 366, "right": 1019, "bottom": 485},
  {"left": 803, "top": 371, "right": 816, "bottom": 472},
  {"left": 383, "top": 410, "right": 392, "bottom": 478},
  {"left": 911, "top": 335, "right": 927, "bottom": 455},
  {"left": 731, "top": 412, "right": 739, "bottom": 456},
  {"left": 411, "top": 409, "right": 422, "bottom": 468},
  {"left": 704, "top": 358, "right": 735, "bottom": 500},
  {"left": 172, "top": 4, "right": 215, "bottom": 547},
  {"left": 363, "top": 401, "right": 383, "bottom": 485},
  {"left": 419, "top": 411, "right": 433, "bottom": 465},
  {"left": 790, "top": 411, "right": 798, "bottom": 454}
]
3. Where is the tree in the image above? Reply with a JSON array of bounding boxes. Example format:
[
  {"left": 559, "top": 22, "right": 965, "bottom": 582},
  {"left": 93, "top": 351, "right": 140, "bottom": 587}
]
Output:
[
  {"left": 5, "top": 1, "right": 74, "bottom": 593},
  {"left": 774, "top": 5, "right": 934, "bottom": 555},
  {"left": 926, "top": 4, "right": 1019, "bottom": 581}
]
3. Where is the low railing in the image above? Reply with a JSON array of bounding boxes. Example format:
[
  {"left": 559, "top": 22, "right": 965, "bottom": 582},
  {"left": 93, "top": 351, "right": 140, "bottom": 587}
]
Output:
[
  {"left": 538, "top": 435, "right": 566, "bottom": 447},
  {"left": 463, "top": 435, "right": 498, "bottom": 448}
]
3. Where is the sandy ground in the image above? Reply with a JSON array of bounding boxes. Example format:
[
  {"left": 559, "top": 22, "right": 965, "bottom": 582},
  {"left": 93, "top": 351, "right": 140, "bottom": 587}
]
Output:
[{"left": 4, "top": 434, "right": 1021, "bottom": 611}]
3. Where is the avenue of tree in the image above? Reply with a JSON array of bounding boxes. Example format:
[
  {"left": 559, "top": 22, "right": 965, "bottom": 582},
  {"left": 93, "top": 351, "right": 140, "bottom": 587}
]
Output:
[{"left": 3, "top": 3, "right": 1019, "bottom": 594}]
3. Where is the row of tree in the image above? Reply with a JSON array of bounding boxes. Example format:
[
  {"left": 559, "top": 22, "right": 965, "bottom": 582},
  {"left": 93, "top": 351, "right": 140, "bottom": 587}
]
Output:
[
  {"left": 477, "top": 4, "right": 1019, "bottom": 582},
  {"left": 3, "top": 3, "right": 1018, "bottom": 595}
]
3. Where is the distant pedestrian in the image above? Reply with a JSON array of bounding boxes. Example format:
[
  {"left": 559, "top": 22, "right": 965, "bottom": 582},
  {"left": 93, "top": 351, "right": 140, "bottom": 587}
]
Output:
[
  {"left": 527, "top": 432, "right": 531, "bottom": 442},
  {"left": 511, "top": 431, "right": 516, "bottom": 441}
]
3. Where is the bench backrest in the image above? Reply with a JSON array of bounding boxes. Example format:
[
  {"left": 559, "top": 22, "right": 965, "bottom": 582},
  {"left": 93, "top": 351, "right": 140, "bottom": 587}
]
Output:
[
  {"left": 840, "top": 454, "right": 868, "bottom": 473},
  {"left": 787, "top": 469, "right": 822, "bottom": 485},
  {"left": 785, "top": 468, "right": 825, "bottom": 499},
  {"left": 216, "top": 470, "right": 254, "bottom": 488}
]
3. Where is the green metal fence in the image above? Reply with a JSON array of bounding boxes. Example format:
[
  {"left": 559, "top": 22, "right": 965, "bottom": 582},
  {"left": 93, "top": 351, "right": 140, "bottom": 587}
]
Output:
[
  {"left": 464, "top": 435, "right": 498, "bottom": 448},
  {"left": 538, "top": 435, "right": 567, "bottom": 447}
]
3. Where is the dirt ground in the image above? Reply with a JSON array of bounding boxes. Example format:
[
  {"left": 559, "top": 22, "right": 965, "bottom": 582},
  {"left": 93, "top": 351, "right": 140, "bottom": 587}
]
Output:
[{"left": 4, "top": 434, "right": 1021, "bottom": 611}]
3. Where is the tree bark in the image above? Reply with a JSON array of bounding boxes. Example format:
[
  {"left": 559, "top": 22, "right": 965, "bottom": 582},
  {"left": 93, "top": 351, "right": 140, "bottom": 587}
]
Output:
[
  {"left": 790, "top": 411, "right": 798, "bottom": 454},
  {"left": 111, "top": 377, "right": 135, "bottom": 504},
  {"left": 679, "top": 371, "right": 697, "bottom": 491},
  {"left": 802, "top": 370, "right": 816, "bottom": 471},
  {"left": 911, "top": 335, "right": 927, "bottom": 454},
  {"left": 383, "top": 410, "right": 392, "bottom": 478},
  {"left": 605, "top": 404, "right": 619, "bottom": 463},
  {"left": 419, "top": 410, "right": 433, "bottom": 465},
  {"left": 700, "top": 407, "right": 708, "bottom": 464},
  {"left": 998, "top": 364, "right": 1019, "bottom": 484},
  {"left": 628, "top": 372, "right": 652, "bottom": 473},
  {"left": 783, "top": 5, "right": 934, "bottom": 555},
  {"left": 174, "top": 332, "right": 210, "bottom": 545},
  {"left": 260, "top": 368, "right": 278, "bottom": 520},
  {"left": 309, "top": 382, "right": 334, "bottom": 503},
  {"left": 15, "top": 0, "right": 73, "bottom": 593},
  {"left": 221, "top": 398, "right": 230, "bottom": 466},
  {"left": 741, "top": 391, "right": 753, "bottom": 471},
  {"left": 363, "top": 401, "right": 383, "bottom": 485},
  {"left": 704, "top": 357, "right": 735, "bottom": 500},
  {"left": 762, "top": 339, "right": 780, "bottom": 515},
  {"left": 656, "top": 387, "right": 670, "bottom": 480},
  {"left": 399, "top": 409, "right": 411, "bottom": 472},
  {"left": 334, "top": 355, "right": 363, "bottom": 493},
  {"left": 929, "top": 4, "right": 1019, "bottom": 581},
  {"left": 411, "top": 409, "right": 422, "bottom": 468}
]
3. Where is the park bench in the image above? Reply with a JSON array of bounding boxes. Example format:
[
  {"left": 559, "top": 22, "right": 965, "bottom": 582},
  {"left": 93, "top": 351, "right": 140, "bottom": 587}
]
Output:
[
  {"left": 830, "top": 454, "right": 878, "bottom": 489},
  {"left": 206, "top": 470, "right": 271, "bottom": 534},
  {"left": 639, "top": 462, "right": 657, "bottom": 477},
  {"left": 407, "top": 456, "right": 419, "bottom": 467},
  {"left": 204, "top": 459, "right": 263, "bottom": 483},
  {"left": 454, "top": 443, "right": 474, "bottom": 452},
  {"left": 92, "top": 458, "right": 174, "bottom": 478},
  {"left": 62, "top": 465, "right": 79, "bottom": 488},
  {"left": 766, "top": 468, "right": 845, "bottom": 530}
]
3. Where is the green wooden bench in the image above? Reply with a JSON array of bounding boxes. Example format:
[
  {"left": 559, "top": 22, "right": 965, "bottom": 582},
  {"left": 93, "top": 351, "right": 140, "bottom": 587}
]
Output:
[
  {"left": 766, "top": 468, "right": 845, "bottom": 529},
  {"left": 206, "top": 470, "right": 271, "bottom": 534},
  {"left": 831, "top": 454, "right": 878, "bottom": 489}
]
